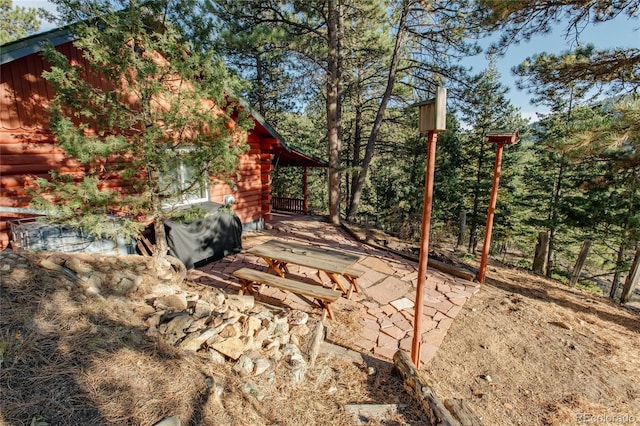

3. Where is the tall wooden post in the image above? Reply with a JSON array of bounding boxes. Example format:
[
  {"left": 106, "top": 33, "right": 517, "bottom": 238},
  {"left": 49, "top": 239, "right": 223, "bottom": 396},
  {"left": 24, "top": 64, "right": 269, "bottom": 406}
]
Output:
[
  {"left": 412, "top": 130, "right": 439, "bottom": 366},
  {"left": 477, "top": 142, "right": 504, "bottom": 284},
  {"left": 303, "top": 166, "right": 309, "bottom": 214},
  {"left": 412, "top": 87, "right": 446, "bottom": 366},
  {"left": 477, "top": 130, "right": 518, "bottom": 284}
]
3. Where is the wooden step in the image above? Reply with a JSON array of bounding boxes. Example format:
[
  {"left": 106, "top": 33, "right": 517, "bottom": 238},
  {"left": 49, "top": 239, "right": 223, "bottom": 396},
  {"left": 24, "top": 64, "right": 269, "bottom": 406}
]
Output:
[{"left": 232, "top": 268, "right": 341, "bottom": 320}]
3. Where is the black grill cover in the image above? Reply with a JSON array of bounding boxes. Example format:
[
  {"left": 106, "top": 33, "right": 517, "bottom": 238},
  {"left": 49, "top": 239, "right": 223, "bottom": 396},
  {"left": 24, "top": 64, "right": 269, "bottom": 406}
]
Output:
[{"left": 165, "top": 203, "right": 243, "bottom": 269}]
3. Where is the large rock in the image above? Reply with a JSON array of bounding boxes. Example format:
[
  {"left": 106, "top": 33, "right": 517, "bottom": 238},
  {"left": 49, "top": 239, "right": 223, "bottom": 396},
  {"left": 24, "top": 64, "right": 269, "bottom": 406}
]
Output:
[
  {"left": 219, "top": 323, "right": 240, "bottom": 338},
  {"left": 163, "top": 313, "right": 193, "bottom": 335},
  {"left": 210, "top": 336, "right": 252, "bottom": 360},
  {"left": 187, "top": 317, "right": 209, "bottom": 333},
  {"left": 226, "top": 295, "right": 254, "bottom": 312},
  {"left": 242, "top": 316, "right": 263, "bottom": 337},
  {"left": 180, "top": 328, "right": 218, "bottom": 351},
  {"left": 194, "top": 300, "right": 213, "bottom": 318},
  {"left": 253, "top": 357, "right": 271, "bottom": 376},
  {"left": 154, "top": 294, "right": 188, "bottom": 311},
  {"left": 234, "top": 354, "right": 254, "bottom": 377}
]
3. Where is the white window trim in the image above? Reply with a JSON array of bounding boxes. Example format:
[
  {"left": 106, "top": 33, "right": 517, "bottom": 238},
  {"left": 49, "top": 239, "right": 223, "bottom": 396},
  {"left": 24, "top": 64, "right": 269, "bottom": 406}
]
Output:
[{"left": 160, "top": 156, "right": 210, "bottom": 208}]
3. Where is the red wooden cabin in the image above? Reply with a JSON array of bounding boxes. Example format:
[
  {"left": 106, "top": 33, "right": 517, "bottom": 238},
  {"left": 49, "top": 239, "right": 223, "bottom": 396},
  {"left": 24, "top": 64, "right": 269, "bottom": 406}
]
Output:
[{"left": 0, "top": 27, "right": 323, "bottom": 250}]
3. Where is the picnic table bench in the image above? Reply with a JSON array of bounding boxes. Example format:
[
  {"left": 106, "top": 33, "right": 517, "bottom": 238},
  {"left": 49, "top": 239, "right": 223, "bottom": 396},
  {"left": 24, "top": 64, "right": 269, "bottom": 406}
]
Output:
[
  {"left": 317, "top": 266, "right": 365, "bottom": 298},
  {"left": 246, "top": 239, "right": 362, "bottom": 298},
  {"left": 232, "top": 267, "right": 342, "bottom": 321}
]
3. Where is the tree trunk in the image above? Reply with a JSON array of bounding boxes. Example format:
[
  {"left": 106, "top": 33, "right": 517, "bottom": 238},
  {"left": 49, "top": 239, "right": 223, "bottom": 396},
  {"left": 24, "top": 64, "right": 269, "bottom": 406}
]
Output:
[
  {"left": 546, "top": 158, "right": 566, "bottom": 277},
  {"left": 346, "top": 3, "right": 409, "bottom": 220},
  {"left": 326, "top": 0, "right": 342, "bottom": 225},
  {"left": 610, "top": 240, "right": 626, "bottom": 299},
  {"left": 468, "top": 131, "right": 486, "bottom": 254},
  {"left": 569, "top": 239, "right": 592, "bottom": 287},
  {"left": 153, "top": 217, "right": 169, "bottom": 269},
  {"left": 346, "top": 94, "right": 363, "bottom": 219},
  {"left": 533, "top": 231, "right": 549, "bottom": 275},
  {"left": 256, "top": 52, "right": 265, "bottom": 117},
  {"left": 457, "top": 211, "right": 466, "bottom": 247},
  {"left": 620, "top": 245, "right": 640, "bottom": 304}
]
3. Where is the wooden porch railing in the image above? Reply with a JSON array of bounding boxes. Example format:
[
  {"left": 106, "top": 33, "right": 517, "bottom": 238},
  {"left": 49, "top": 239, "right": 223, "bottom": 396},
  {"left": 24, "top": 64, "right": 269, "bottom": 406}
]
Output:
[{"left": 271, "top": 196, "right": 306, "bottom": 214}]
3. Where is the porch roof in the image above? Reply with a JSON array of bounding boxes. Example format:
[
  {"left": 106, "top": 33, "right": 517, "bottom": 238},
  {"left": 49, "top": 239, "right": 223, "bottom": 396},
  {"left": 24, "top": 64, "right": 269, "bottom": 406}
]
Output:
[{"left": 239, "top": 100, "right": 327, "bottom": 168}]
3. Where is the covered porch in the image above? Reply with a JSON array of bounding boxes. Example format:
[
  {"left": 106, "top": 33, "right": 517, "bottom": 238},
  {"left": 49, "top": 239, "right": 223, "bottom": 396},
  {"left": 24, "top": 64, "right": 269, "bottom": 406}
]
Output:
[{"left": 269, "top": 142, "right": 327, "bottom": 215}]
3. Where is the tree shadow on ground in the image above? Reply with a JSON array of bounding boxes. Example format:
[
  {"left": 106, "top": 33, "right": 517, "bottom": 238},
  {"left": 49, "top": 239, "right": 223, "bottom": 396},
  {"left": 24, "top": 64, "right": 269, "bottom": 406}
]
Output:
[
  {"left": 484, "top": 274, "right": 639, "bottom": 333},
  {"left": 0, "top": 256, "right": 222, "bottom": 426}
]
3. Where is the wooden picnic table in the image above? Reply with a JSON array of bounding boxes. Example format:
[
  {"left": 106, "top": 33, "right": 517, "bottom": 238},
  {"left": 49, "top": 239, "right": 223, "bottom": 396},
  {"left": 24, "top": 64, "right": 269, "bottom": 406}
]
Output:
[{"left": 246, "top": 239, "right": 361, "bottom": 296}]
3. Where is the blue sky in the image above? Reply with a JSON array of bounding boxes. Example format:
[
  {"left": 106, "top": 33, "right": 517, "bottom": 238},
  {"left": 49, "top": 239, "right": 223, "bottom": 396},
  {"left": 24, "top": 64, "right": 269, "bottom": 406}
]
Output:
[
  {"left": 17, "top": 0, "right": 640, "bottom": 123},
  {"left": 462, "top": 16, "right": 639, "bottom": 121}
]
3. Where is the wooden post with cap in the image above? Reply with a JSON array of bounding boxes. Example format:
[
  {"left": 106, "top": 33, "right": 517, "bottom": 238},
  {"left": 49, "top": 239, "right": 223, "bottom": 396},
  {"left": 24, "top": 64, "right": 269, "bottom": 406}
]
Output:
[
  {"left": 303, "top": 166, "right": 309, "bottom": 214},
  {"left": 477, "top": 129, "right": 519, "bottom": 284},
  {"left": 412, "top": 87, "right": 446, "bottom": 367}
]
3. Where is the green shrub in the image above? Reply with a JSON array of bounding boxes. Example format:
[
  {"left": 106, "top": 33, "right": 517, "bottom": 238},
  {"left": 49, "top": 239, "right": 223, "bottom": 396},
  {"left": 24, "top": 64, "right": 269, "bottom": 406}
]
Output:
[
  {"left": 517, "top": 259, "right": 532, "bottom": 270},
  {"left": 551, "top": 272, "right": 570, "bottom": 285},
  {"left": 576, "top": 279, "right": 604, "bottom": 296}
]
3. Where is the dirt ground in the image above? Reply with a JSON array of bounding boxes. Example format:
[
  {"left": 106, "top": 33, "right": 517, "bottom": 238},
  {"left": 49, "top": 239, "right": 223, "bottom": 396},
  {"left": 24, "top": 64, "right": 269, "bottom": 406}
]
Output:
[
  {"left": 425, "top": 263, "right": 640, "bottom": 425},
  {"left": 1, "top": 225, "right": 639, "bottom": 426},
  {"left": 347, "top": 222, "right": 640, "bottom": 426}
]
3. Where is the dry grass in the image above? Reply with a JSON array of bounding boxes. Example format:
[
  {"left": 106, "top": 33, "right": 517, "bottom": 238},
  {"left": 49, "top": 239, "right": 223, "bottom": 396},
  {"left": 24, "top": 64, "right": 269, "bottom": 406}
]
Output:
[
  {"left": 423, "top": 262, "right": 640, "bottom": 426},
  {"left": 4, "top": 228, "right": 637, "bottom": 426},
  {"left": 0, "top": 252, "right": 426, "bottom": 426}
]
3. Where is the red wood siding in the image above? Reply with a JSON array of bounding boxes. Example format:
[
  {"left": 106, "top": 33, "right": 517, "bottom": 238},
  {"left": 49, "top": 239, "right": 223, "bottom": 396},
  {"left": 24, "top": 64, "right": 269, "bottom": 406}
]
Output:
[{"left": 0, "top": 40, "right": 276, "bottom": 249}]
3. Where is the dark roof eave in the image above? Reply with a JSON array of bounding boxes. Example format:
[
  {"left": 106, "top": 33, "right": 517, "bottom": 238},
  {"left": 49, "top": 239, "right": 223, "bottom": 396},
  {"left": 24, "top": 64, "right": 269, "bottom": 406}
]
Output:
[
  {"left": 0, "top": 26, "right": 76, "bottom": 66},
  {"left": 235, "top": 98, "right": 327, "bottom": 167}
]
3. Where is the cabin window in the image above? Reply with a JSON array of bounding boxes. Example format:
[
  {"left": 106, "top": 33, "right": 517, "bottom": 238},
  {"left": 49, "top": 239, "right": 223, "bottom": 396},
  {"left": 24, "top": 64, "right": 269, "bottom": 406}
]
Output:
[{"left": 160, "top": 160, "right": 209, "bottom": 207}]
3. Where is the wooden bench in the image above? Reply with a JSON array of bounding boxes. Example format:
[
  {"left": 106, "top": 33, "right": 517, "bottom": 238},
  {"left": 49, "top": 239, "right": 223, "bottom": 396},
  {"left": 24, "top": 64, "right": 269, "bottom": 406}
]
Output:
[
  {"left": 343, "top": 267, "right": 364, "bottom": 297},
  {"left": 317, "top": 266, "right": 364, "bottom": 299},
  {"left": 232, "top": 268, "right": 342, "bottom": 321}
]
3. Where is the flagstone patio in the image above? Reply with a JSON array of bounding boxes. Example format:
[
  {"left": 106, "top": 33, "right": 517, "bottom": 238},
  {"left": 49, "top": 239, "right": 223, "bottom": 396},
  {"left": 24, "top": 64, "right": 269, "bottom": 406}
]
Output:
[{"left": 188, "top": 213, "right": 480, "bottom": 365}]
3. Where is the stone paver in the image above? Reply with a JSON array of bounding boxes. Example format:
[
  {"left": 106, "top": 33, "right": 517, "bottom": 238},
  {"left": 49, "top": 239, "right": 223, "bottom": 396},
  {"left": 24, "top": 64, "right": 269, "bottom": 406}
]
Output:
[
  {"left": 193, "top": 213, "right": 481, "bottom": 367},
  {"left": 390, "top": 297, "right": 414, "bottom": 311},
  {"left": 360, "top": 256, "right": 396, "bottom": 275},
  {"left": 367, "top": 275, "right": 412, "bottom": 305}
]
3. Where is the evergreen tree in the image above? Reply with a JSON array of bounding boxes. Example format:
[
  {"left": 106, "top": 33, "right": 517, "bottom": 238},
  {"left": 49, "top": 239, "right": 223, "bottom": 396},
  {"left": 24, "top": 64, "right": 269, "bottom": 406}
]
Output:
[
  {"left": 211, "top": 0, "right": 350, "bottom": 224},
  {"left": 476, "top": 0, "right": 640, "bottom": 92},
  {"left": 210, "top": 1, "right": 301, "bottom": 123},
  {"left": 560, "top": 97, "right": 640, "bottom": 297},
  {"left": 345, "top": 0, "right": 481, "bottom": 220},
  {"left": 459, "top": 61, "right": 523, "bottom": 253},
  {"left": 0, "top": 0, "right": 43, "bottom": 44},
  {"left": 32, "top": 0, "right": 249, "bottom": 270},
  {"left": 513, "top": 45, "right": 603, "bottom": 276}
]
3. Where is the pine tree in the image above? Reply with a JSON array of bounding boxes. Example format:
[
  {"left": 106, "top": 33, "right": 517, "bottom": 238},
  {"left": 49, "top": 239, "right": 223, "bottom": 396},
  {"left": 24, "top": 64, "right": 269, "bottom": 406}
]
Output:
[
  {"left": 32, "top": 0, "right": 250, "bottom": 271},
  {"left": 476, "top": 0, "right": 640, "bottom": 92},
  {"left": 560, "top": 97, "right": 640, "bottom": 298},
  {"left": 0, "top": 0, "right": 43, "bottom": 44},
  {"left": 459, "top": 61, "right": 524, "bottom": 253}
]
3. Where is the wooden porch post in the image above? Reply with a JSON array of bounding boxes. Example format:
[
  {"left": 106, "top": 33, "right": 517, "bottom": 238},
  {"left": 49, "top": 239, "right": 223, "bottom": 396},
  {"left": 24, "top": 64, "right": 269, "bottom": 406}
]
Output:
[{"left": 303, "top": 166, "right": 309, "bottom": 214}]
